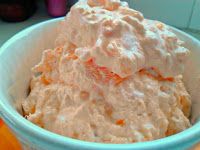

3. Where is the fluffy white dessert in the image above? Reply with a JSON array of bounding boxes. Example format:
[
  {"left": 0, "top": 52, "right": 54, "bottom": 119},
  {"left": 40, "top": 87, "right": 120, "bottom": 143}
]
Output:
[
  {"left": 57, "top": 0, "right": 189, "bottom": 78},
  {"left": 22, "top": 0, "right": 191, "bottom": 143}
]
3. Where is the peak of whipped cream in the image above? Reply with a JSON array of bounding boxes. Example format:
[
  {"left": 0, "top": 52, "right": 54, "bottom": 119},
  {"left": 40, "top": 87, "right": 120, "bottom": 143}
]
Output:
[{"left": 57, "top": 0, "right": 189, "bottom": 78}]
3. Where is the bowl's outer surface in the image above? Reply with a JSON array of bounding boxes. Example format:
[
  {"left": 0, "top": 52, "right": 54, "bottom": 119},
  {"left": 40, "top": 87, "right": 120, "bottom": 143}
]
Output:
[{"left": 0, "top": 18, "right": 200, "bottom": 150}]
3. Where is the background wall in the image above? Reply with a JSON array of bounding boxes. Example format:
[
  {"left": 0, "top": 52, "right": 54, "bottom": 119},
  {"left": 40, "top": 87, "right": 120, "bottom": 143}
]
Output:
[
  {"left": 190, "top": 0, "right": 200, "bottom": 30},
  {"left": 124, "top": 0, "right": 199, "bottom": 29}
]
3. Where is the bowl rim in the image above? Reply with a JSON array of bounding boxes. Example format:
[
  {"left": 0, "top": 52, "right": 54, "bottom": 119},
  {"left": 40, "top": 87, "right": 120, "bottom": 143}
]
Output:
[{"left": 0, "top": 18, "right": 200, "bottom": 150}]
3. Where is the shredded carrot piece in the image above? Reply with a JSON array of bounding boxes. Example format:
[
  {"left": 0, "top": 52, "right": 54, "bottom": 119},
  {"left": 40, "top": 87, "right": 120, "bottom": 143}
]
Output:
[
  {"left": 139, "top": 67, "right": 174, "bottom": 82},
  {"left": 116, "top": 119, "right": 125, "bottom": 126},
  {"left": 85, "top": 59, "right": 102, "bottom": 80}
]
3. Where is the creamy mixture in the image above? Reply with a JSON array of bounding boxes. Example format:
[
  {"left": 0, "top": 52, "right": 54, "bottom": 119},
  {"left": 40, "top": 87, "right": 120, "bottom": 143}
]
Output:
[{"left": 22, "top": 0, "right": 191, "bottom": 143}]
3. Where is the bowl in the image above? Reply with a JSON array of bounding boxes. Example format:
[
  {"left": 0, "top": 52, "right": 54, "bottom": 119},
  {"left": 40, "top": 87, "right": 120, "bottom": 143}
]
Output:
[{"left": 0, "top": 18, "right": 200, "bottom": 150}]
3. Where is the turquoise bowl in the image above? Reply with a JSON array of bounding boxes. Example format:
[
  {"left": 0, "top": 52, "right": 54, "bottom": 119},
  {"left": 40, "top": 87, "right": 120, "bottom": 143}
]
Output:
[{"left": 0, "top": 18, "right": 200, "bottom": 150}]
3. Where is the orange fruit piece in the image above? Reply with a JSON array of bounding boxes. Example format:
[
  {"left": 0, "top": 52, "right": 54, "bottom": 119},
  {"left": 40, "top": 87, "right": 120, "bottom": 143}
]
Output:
[
  {"left": 66, "top": 53, "right": 78, "bottom": 60},
  {"left": 115, "top": 119, "right": 125, "bottom": 126},
  {"left": 85, "top": 59, "right": 127, "bottom": 85},
  {"left": 0, "top": 119, "right": 22, "bottom": 150},
  {"left": 41, "top": 75, "right": 52, "bottom": 85}
]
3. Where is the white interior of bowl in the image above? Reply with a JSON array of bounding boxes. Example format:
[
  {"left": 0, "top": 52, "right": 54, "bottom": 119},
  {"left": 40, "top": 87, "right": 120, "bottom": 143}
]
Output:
[
  {"left": 0, "top": 19, "right": 60, "bottom": 113},
  {"left": 175, "top": 29, "right": 200, "bottom": 123},
  {"left": 0, "top": 18, "right": 200, "bottom": 127}
]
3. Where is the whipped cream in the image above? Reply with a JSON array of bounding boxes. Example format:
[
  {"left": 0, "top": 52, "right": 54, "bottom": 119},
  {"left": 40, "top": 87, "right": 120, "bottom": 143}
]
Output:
[{"left": 22, "top": 0, "right": 191, "bottom": 143}]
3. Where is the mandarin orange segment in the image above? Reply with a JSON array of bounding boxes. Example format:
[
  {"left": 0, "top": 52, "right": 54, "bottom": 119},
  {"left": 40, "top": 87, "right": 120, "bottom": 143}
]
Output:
[
  {"left": 41, "top": 75, "right": 52, "bottom": 85},
  {"left": 180, "top": 95, "right": 191, "bottom": 117},
  {"left": 55, "top": 47, "right": 63, "bottom": 55},
  {"left": 165, "top": 128, "right": 177, "bottom": 136},
  {"left": 85, "top": 59, "right": 127, "bottom": 85},
  {"left": 80, "top": 91, "right": 90, "bottom": 100},
  {"left": 113, "top": 74, "right": 127, "bottom": 85},
  {"left": 116, "top": 119, "right": 125, "bottom": 126}
]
